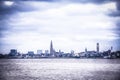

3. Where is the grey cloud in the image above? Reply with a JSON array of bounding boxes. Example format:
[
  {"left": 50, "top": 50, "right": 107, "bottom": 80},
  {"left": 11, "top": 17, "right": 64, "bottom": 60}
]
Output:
[
  {"left": 0, "top": 0, "right": 120, "bottom": 36},
  {"left": 25, "top": 0, "right": 111, "bottom": 3},
  {"left": 115, "top": 1, "right": 120, "bottom": 16},
  {"left": 116, "top": 22, "right": 120, "bottom": 36},
  {"left": 0, "top": 1, "right": 36, "bottom": 16},
  {"left": 0, "top": 0, "right": 119, "bottom": 16},
  {"left": 116, "top": 1, "right": 120, "bottom": 10},
  {"left": 108, "top": 1, "right": 120, "bottom": 17},
  {"left": 66, "top": 0, "right": 110, "bottom": 4},
  {"left": 110, "top": 1, "right": 120, "bottom": 38},
  {"left": 0, "top": 1, "right": 37, "bottom": 38},
  {"left": 105, "top": 1, "right": 120, "bottom": 39},
  {"left": 0, "top": 16, "right": 11, "bottom": 37},
  {"left": 108, "top": 11, "right": 120, "bottom": 17}
]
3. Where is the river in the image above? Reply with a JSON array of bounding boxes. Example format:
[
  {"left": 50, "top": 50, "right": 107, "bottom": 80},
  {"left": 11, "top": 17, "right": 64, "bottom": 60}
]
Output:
[{"left": 0, "top": 59, "right": 120, "bottom": 80}]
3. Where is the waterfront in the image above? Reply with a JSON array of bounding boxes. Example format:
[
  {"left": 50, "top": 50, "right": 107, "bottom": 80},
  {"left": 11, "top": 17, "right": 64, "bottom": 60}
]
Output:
[{"left": 0, "top": 59, "right": 120, "bottom": 80}]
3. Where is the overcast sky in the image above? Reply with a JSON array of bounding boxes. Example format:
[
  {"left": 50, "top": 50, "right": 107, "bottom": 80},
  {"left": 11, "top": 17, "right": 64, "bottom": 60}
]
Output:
[{"left": 0, "top": 0, "right": 120, "bottom": 54}]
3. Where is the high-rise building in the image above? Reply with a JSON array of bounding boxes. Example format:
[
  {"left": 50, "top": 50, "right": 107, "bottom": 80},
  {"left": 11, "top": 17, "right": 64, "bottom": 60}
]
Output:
[
  {"left": 85, "top": 48, "right": 87, "bottom": 52},
  {"left": 111, "top": 46, "right": 113, "bottom": 51},
  {"left": 37, "top": 50, "right": 42, "bottom": 54},
  {"left": 50, "top": 40, "right": 54, "bottom": 56},
  {"left": 27, "top": 51, "right": 34, "bottom": 57},
  {"left": 9, "top": 49, "right": 17, "bottom": 56},
  {"left": 96, "top": 43, "right": 99, "bottom": 53},
  {"left": 45, "top": 50, "right": 49, "bottom": 54}
]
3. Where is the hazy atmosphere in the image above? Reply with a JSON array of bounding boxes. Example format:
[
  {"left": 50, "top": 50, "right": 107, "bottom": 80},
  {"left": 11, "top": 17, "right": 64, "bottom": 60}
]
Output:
[{"left": 0, "top": 0, "right": 120, "bottom": 54}]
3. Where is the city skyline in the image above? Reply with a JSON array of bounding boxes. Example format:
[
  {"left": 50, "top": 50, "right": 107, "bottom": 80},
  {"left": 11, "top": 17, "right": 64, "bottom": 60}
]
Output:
[
  {"left": 1, "top": 40, "right": 120, "bottom": 59},
  {"left": 1, "top": 41, "right": 115, "bottom": 54},
  {"left": 0, "top": 0, "right": 120, "bottom": 53}
]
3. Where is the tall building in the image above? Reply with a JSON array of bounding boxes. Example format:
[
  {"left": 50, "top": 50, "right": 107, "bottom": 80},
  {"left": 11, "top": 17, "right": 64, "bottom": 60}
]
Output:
[
  {"left": 37, "top": 50, "right": 42, "bottom": 54},
  {"left": 85, "top": 48, "right": 87, "bottom": 52},
  {"left": 45, "top": 50, "right": 49, "bottom": 54},
  {"left": 27, "top": 51, "right": 34, "bottom": 57},
  {"left": 9, "top": 49, "right": 17, "bottom": 56},
  {"left": 50, "top": 40, "right": 54, "bottom": 56},
  {"left": 111, "top": 46, "right": 113, "bottom": 51},
  {"left": 96, "top": 43, "right": 99, "bottom": 53}
]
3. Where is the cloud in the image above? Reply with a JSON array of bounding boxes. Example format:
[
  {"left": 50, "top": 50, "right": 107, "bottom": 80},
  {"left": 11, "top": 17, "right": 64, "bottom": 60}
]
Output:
[
  {"left": 13, "top": 0, "right": 112, "bottom": 4},
  {"left": 0, "top": 0, "right": 119, "bottom": 17},
  {"left": 107, "top": 1, "right": 120, "bottom": 38},
  {"left": 0, "top": 1, "right": 39, "bottom": 38},
  {"left": 0, "top": 1, "right": 37, "bottom": 15},
  {"left": 8, "top": 3, "right": 115, "bottom": 36},
  {"left": 108, "top": 1, "right": 120, "bottom": 17}
]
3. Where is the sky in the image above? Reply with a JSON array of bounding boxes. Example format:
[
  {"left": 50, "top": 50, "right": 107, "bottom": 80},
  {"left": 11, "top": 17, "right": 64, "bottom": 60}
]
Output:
[{"left": 0, "top": 0, "right": 120, "bottom": 54}]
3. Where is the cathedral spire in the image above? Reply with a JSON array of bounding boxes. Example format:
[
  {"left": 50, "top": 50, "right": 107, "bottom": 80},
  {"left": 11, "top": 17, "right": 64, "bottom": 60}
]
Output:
[{"left": 50, "top": 40, "right": 54, "bottom": 56}]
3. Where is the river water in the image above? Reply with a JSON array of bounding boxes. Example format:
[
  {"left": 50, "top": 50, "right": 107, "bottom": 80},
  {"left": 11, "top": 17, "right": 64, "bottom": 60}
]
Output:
[{"left": 0, "top": 59, "right": 120, "bottom": 80}]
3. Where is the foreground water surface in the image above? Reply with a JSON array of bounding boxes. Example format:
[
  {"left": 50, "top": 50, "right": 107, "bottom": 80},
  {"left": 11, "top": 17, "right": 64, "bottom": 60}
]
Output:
[{"left": 0, "top": 59, "right": 120, "bottom": 80}]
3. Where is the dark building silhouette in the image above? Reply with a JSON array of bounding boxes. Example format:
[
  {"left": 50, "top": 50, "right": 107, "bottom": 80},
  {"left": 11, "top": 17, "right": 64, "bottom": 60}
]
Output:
[
  {"left": 50, "top": 40, "right": 54, "bottom": 56},
  {"left": 45, "top": 50, "right": 49, "bottom": 57},
  {"left": 9, "top": 49, "right": 17, "bottom": 56},
  {"left": 96, "top": 43, "right": 99, "bottom": 53},
  {"left": 85, "top": 48, "right": 87, "bottom": 52},
  {"left": 111, "top": 46, "right": 113, "bottom": 51},
  {"left": 37, "top": 50, "right": 42, "bottom": 54},
  {"left": 27, "top": 51, "right": 34, "bottom": 57}
]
